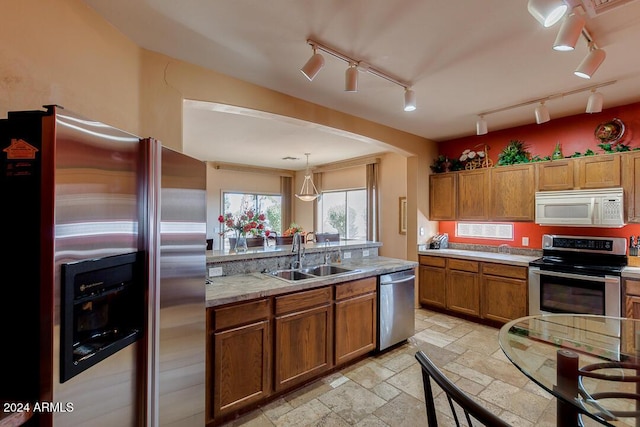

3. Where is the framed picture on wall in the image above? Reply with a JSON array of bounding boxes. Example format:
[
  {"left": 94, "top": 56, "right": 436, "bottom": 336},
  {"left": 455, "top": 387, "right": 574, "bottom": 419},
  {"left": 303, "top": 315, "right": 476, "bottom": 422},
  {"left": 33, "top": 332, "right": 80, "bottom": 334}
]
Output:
[{"left": 399, "top": 197, "right": 407, "bottom": 235}]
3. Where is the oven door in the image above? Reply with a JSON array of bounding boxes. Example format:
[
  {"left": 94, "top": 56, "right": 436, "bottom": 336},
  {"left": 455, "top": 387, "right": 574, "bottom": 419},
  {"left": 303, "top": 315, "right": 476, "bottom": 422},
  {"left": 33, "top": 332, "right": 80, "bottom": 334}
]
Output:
[{"left": 529, "top": 267, "right": 620, "bottom": 317}]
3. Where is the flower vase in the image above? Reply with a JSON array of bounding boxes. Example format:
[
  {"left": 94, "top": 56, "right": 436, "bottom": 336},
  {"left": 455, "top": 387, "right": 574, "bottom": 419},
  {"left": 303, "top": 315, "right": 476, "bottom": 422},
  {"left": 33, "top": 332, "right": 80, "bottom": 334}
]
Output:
[{"left": 233, "top": 231, "right": 248, "bottom": 252}]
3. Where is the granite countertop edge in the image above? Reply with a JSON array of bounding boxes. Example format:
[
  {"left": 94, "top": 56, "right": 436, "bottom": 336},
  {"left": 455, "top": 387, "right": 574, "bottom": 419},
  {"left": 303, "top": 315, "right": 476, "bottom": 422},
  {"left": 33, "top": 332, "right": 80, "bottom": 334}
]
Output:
[
  {"left": 206, "top": 256, "right": 418, "bottom": 308},
  {"left": 418, "top": 248, "right": 539, "bottom": 267}
]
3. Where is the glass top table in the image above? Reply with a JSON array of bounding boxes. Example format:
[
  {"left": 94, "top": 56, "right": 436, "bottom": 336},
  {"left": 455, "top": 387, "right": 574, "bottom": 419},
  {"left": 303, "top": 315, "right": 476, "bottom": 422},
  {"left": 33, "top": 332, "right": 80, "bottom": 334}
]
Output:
[{"left": 499, "top": 314, "right": 640, "bottom": 427}]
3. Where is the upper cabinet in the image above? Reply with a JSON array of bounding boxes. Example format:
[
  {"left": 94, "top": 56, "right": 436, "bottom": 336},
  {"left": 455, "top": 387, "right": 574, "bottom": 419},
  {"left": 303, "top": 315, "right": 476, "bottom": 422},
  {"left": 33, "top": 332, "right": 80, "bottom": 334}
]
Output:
[
  {"left": 576, "top": 155, "right": 621, "bottom": 189},
  {"left": 490, "top": 164, "right": 535, "bottom": 221},
  {"left": 536, "top": 159, "right": 574, "bottom": 191},
  {"left": 536, "top": 154, "right": 622, "bottom": 191},
  {"left": 429, "top": 173, "right": 457, "bottom": 220},
  {"left": 623, "top": 151, "right": 640, "bottom": 223},
  {"left": 457, "top": 169, "right": 491, "bottom": 220}
]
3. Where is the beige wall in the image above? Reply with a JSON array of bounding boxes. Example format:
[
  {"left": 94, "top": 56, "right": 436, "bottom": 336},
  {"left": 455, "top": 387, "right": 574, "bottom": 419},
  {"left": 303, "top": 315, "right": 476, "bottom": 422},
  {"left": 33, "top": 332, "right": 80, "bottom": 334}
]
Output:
[{"left": 2, "top": 0, "right": 438, "bottom": 260}]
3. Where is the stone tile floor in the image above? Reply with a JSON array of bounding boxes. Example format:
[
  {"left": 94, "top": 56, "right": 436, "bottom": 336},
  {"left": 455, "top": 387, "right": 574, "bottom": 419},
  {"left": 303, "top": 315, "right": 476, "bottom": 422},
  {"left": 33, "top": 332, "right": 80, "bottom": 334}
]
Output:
[{"left": 219, "top": 307, "right": 607, "bottom": 426}]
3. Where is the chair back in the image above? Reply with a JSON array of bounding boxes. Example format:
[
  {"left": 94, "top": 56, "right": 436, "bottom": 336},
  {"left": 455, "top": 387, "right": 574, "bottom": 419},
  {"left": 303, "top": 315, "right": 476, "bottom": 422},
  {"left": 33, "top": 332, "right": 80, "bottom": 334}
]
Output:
[{"left": 415, "top": 351, "right": 511, "bottom": 427}]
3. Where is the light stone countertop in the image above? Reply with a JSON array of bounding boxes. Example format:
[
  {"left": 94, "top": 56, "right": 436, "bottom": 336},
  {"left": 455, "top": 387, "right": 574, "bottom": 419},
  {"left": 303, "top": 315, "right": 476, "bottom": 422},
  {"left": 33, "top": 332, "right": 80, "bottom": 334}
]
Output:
[
  {"left": 623, "top": 266, "right": 640, "bottom": 279},
  {"left": 206, "top": 256, "right": 417, "bottom": 308},
  {"left": 418, "top": 248, "right": 539, "bottom": 267}
]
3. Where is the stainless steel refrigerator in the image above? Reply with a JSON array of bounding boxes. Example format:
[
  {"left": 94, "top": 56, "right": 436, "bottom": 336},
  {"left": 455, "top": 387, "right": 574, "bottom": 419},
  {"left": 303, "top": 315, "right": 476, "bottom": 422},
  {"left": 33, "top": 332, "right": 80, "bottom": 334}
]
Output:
[{"left": 0, "top": 105, "right": 206, "bottom": 426}]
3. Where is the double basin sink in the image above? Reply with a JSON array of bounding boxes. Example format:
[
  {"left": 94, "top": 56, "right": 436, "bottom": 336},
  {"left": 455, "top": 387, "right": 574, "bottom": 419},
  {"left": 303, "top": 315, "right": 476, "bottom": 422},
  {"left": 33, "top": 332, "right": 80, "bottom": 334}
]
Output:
[{"left": 266, "top": 264, "right": 357, "bottom": 282}]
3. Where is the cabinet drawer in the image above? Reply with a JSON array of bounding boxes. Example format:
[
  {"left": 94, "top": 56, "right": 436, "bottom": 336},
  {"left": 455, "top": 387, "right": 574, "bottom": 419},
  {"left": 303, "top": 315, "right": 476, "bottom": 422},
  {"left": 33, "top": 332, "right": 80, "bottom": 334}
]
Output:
[
  {"left": 626, "top": 279, "right": 640, "bottom": 296},
  {"left": 335, "top": 277, "right": 377, "bottom": 301},
  {"left": 419, "top": 255, "right": 446, "bottom": 268},
  {"left": 213, "top": 298, "right": 271, "bottom": 331},
  {"left": 447, "top": 258, "right": 479, "bottom": 273},
  {"left": 275, "top": 286, "right": 332, "bottom": 315},
  {"left": 482, "top": 263, "right": 527, "bottom": 280}
]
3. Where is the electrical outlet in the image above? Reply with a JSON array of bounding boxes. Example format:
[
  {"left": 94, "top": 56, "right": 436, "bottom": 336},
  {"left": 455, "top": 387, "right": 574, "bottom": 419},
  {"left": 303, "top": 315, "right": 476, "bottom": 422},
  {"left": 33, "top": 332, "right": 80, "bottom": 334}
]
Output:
[
  {"left": 209, "top": 267, "right": 223, "bottom": 277},
  {"left": 362, "top": 249, "right": 370, "bottom": 257},
  {"left": 343, "top": 251, "right": 351, "bottom": 259},
  {"left": 522, "top": 237, "right": 529, "bottom": 246}
]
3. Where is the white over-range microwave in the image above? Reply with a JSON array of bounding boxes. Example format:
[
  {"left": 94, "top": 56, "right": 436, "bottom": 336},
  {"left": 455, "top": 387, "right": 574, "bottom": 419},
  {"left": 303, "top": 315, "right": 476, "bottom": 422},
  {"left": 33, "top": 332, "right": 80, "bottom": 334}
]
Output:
[{"left": 534, "top": 188, "right": 625, "bottom": 227}]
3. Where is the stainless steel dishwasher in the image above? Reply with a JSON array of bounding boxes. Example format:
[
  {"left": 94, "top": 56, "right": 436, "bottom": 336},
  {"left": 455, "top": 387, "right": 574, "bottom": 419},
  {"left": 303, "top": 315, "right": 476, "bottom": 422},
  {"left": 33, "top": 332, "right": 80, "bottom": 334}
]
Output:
[{"left": 377, "top": 269, "right": 415, "bottom": 351}]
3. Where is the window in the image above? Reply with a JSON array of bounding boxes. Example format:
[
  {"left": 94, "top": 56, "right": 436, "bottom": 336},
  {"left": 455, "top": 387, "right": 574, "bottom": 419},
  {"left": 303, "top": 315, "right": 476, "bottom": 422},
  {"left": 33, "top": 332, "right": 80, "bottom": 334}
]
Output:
[
  {"left": 318, "top": 189, "right": 367, "bottom": 240},
  {"left": 222, "top": 192, "right": 282, "bottom": 233}
]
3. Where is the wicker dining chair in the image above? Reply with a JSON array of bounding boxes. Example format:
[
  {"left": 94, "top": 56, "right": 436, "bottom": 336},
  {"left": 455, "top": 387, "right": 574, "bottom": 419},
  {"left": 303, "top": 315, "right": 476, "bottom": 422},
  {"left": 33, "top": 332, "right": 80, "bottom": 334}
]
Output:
[{"left": 415, "top": 351, "right": 511, "bottom": 427}]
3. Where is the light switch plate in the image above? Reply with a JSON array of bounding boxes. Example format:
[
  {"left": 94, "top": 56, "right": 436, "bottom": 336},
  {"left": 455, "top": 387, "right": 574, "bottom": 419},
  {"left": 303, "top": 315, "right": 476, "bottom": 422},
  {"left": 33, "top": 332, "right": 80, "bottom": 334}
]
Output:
[
  {"left": 362, "top": 249, "right": 370, "bottom": 257},
  {"left": 343, "top": 251, "right": 351, "bottom": 259},
  {"left": 209, "top": 267, "right": 223, "bottom": 277},
  {"left": 522, "top": 237, "right": 529, "bottom": 246}
]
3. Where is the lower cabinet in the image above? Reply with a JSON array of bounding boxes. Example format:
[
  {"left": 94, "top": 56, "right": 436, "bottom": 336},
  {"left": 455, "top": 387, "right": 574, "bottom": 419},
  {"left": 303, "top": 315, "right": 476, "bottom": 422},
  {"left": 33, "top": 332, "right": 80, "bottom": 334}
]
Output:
[
  {"left": 207, "top": 278, "right": 377, "bottom": 425},
  {"left": 334, "top": 277, "right": 377, "bottom": 366},
  {"left": 481, "top": 263, "right": 528, "bottom": 323},
  {"left": 419, "top": 255, "right": 527, "bottom": 324},
  {"left": 274, "top": 287, "right": 333, "bottom": 392},
  {"left": 624, "top": 278, "right": 640, "bottom": 319},
  {"left": 446, "top": 259, "right": 480, "bottom": 317},
  {"left": 208, "top": 299, "right": 271, "bottom": 422}
]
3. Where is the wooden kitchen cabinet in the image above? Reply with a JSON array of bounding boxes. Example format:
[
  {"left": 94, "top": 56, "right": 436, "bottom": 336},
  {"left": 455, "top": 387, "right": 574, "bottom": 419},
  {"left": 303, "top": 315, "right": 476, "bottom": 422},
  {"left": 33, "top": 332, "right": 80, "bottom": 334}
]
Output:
[
  {"left": 624, "top": 278, "right": 640, "bottom": 319},
  {"left": 481, "top": 263, "right": 528, "bottom": 323},
  {"left": 334, "top": 277, "right": 377, "bottom": 366},
  {"left": 208, "top": 298, "right": 271, "bottom": 421},
  {"left": 419, "top": 256, "right": 447, "bottom": 308},
  {"left": 576, "top": 154, "right": 621, "bottom": 189},
  {"left": 490, "top": 164, "right": 535, "bottom": 221},
  {"left": 536, "top": 159, "right": 575, "bottom": 191},
  {"left": 623, "top": 151, "right": 640, "bottom": 223},
  {"left": 446, "top": 259, "right": 480, "bottom": 317},
  {"left": 274, "top": 287, "right": 333, "bottom": 392},
  {"left": 429, "top": 173, "right": 457, "bottom": 220},
  {"left": 457, "top": 169, "right": 490, "bottom": 220}
]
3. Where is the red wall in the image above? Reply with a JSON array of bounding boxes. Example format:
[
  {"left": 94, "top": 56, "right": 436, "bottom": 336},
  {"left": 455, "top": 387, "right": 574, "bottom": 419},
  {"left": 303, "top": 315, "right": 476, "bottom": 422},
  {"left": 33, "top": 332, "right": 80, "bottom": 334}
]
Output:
[{"left": 434, "top": 101, "right": 640, "bottom": 250}]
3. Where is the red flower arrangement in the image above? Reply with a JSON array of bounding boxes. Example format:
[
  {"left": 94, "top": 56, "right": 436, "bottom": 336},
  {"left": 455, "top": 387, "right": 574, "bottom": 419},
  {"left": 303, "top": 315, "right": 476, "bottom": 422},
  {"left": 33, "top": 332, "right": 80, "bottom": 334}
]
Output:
[{"left": 218, "top": 210, "right": 269, "bottom": 237}]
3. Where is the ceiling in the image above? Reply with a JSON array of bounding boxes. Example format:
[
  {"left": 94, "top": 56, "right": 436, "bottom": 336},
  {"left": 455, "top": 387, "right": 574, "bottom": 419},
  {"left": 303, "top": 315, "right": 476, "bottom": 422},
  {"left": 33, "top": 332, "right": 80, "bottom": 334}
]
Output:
[{"left": 83, "top": 0, "right": 640, "bottom": 170}]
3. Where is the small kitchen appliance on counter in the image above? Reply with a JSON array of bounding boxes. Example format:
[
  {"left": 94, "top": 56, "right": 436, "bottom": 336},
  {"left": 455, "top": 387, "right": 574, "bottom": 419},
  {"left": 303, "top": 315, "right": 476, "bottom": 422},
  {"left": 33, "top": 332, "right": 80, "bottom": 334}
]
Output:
[{"left": 428, "top": 233, "right": 449, "bottom": 249}]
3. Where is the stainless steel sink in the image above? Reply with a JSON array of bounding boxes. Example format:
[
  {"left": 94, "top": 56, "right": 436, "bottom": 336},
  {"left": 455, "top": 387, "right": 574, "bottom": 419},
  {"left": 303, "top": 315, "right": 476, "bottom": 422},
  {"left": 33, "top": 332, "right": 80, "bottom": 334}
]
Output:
[
  {"left": 300, "top": 265, "right": 353, "bottom": 277},
  {"left": 268, "top": 269, "right": 314, "bottom": 281},
  {"left": 266, "top": 264, "right": 356, "bottom": 282}
]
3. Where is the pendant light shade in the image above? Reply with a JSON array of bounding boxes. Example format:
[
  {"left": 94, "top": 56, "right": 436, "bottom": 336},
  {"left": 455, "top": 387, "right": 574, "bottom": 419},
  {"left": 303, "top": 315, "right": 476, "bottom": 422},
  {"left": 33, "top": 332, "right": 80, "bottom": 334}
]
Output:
[
  {"left": 345, "top": 63, "right": 358, "bottom": 92},
  {"left": 553, "top": 13, "right": 585, "bottom": 51},
  {"left": 476, "top": 116, "right": 488, "bottom": 136},
  {"left": 535, "top": 102, "right": 551, "bottom": 124},
  {"left": 295, "top": 153, "right": 320, "bottom": 202},
  {"left": 574, "top": 47, "right": 606, "bottom": 79},
  {"left": 528, "top": 0, "right": 568, "bottom": 27},
  {"left": 403, "top": 88, "right": 416, "bottom": 112},
  {"left": 586, "top": 90, "right": 604, "bottom": 113},
  {"left": 300, "top": 48, "right": 325, "bottom": 81}
]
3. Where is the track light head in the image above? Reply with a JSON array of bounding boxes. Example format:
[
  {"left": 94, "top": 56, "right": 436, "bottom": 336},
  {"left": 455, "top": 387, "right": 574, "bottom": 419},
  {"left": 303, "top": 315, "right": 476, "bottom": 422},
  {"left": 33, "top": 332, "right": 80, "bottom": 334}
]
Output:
[
  {"left": 528, "top": 0, "right": 568, "bottom": 27},
  {"left": 345, "top": 63, "right": 358, "bottom": 92},
  {"left": 300, "top": 47, "right": 325, "bottom": 81},
  {"left": 476, "top": 116, "right": 488, "bottom": 136},
  {"left": 574, "top": 46, "right": 606, "bottom": 79},
  {"left": 535, "top": 102, "right": 551, "bottom": 124},
  {"left": 403, "top": 88, "right": 416, "bottom": 112},
  {"left": 586, "top": 90, "right": 604, "bottom": 113},
  {"left": 553, "top": 13, "right": 585, "bottom": 51}
]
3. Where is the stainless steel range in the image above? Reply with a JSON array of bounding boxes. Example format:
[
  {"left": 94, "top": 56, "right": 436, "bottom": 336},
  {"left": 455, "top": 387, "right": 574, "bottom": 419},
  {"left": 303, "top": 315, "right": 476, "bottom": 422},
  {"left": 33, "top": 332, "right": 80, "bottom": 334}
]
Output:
[{"left": 529, "top": 234, "right": 628, "bottom": 317}]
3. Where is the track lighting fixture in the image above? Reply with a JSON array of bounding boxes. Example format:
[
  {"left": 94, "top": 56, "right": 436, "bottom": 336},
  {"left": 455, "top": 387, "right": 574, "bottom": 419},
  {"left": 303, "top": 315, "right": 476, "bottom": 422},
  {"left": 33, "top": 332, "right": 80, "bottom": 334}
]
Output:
[
  {"left": 300, "top": 45, "right": 325, "bottom": 81},
  {"left": 553, "top": 13, "right": 585, "bottom": 51},
  {"left": 345, "top": 63, "right": 358, "bottom": 92},
  {"left": 403, "top": 89, "right": 416, "bottom": 112},
  {"left": 295, "top": 153, "right": 320, "bottom": 202},
  {"left": 475, "top": 80, "right": 615, "bottom": 134},
  {"left": 476, "top": 116, "right": 488, "bottom": 136},
  {"left": 574, "top": 44, "right": 606, "bottom": 79},
  {"left": 300, "top": 39, "right": 415, "bottom": 112},
  {"left": 535, "top": 102, "right": 551, "bottom": 124},
  {"left": 527, "top": 0, "right": 568, "bottom": 27},
  {"left": 586, "top": 89, "right": 604, "bottom": 113}
]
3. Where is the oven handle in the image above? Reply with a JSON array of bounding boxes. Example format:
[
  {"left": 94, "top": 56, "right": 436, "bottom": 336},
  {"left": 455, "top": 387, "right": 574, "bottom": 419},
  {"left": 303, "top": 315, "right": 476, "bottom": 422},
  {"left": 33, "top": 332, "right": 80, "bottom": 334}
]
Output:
[{"left": 530, "top": 268, "right": 617, "bottom": 283}]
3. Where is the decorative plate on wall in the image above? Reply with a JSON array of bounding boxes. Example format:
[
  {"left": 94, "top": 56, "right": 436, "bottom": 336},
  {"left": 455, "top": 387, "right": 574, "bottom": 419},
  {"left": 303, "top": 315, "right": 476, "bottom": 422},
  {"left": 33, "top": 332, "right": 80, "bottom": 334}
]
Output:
[{"left": 595, "top": 118, "right": 625, "bottom": 144}]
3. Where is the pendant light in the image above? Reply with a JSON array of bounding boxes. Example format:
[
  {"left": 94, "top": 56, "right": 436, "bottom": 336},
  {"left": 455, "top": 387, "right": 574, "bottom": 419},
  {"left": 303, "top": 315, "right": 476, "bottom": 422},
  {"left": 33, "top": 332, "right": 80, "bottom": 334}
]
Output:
[{"left": 295, "top": 153, "right": 320, "bottom": 202}]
